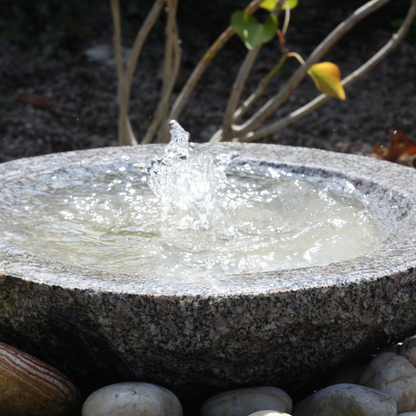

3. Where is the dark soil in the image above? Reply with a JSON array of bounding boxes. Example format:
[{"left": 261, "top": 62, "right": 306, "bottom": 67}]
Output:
[{"left": 0, "top": 5, "right": 415, "bottom": 162}]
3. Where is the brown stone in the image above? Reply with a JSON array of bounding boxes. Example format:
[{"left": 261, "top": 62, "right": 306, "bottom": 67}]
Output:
[{"left": 0, "top": 342, "right": 82, "bottom": 416}]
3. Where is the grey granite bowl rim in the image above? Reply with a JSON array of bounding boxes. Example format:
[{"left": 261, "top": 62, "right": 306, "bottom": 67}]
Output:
[{"left": 1, "top": 143, "right": 416, "bottom": 296}]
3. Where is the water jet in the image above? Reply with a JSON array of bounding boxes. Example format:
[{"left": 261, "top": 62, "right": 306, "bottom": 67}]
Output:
[{"left": 1, "top": 123, "right": 416, "bottom": 401}]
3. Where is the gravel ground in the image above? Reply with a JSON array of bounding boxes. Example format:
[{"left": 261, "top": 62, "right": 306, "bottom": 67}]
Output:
[{"left": 0, "top": 16, "right": 415, "bottom": 164}]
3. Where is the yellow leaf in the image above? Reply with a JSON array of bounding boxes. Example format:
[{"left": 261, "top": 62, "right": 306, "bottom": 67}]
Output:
[
  {"left": 260, "top": 0, "right": 298, "bottom": 11},
  {"left": 308, "top": 62, "right": 346, "bottom": 100}
]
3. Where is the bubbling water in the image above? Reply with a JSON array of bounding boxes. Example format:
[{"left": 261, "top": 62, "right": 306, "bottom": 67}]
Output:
[
  {"left": 148, "top": 120, "right": 233, "bottom": 232},
  {"left": 0, "top": 121, "right": 391, "bottom": 279}
]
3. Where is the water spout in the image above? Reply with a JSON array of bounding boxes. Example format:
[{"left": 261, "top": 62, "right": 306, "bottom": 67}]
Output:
[{"left": 149, "top": 120, "right": 232, "bottom": 231}]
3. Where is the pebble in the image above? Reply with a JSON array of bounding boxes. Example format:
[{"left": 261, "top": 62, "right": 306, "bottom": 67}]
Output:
[
  {"left": 398, "top": 338, "right": 416, "bottom": 366},
  {"left": 200, "top": 386, "right": 292, "bottom": 416},
  {"left": 82, "top": 382, "right": 183, "bottom": 416},
  {"left": 358, "top": 352, "right": 416, "bottom": 413},
  {"left": 0, "top": 342, "right": 82, "bottom": 416},
  {"left": 248, "top": 412, "right": 292, "bottom": 416},
  {"left": 293, "top": 383, "right": 396, "bottom": 416}
]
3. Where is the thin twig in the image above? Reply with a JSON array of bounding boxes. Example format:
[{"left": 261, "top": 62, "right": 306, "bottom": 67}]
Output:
[
  {"left": 159, "top": 0, "right": 181, "bottom": 143},
  {"left": 114, "top": 0, "right": 165, "bottom": 146},
  {"left": 214, "top": 1, "right": 291, "bottom": 139},
  {"left": 231, "top": 53, "right": 288, "bottom": 124},
  {"left": 210, "top": 52, "right": 287, "bottom": 143},
  {"left": 213, "top": 0, "right": 286, "bottom": 143},
  {"left": 110, "top": 0, "right": 129, "bottom": 145},
  {"left": 231, "top": 0, "right": 392, "bottom": 138},
  {"left": 123, "top": 0, "right": 165, "bottom": 105},
  {"left": 282, "top": 1, "right": 291, "bottom": 36},
  {"left": 110, "top": 0, "right": 123, "bottom": 96},
  {"left": 238, "top": 0, "right": 416, "bottom": 142},
  {"left": 211, "top": 47, "right": 262, "bottom": 143},
  {"left": 229, "top": 25, "right": 291, "bottom": 126},
  {"left": 221, "top": 46, "right": 262, "bottom": 142},
  {"left": 168, "top": 0, "right": 265, "bottom": 122},
  {"left": 142, "top": 0, "right": 181, "bottom": 144}
]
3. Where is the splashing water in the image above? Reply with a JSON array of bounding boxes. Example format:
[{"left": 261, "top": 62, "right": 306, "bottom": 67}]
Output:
[
  {"left": 0, "top": 120, "right": 391, "bottom": 278},
  {"left": 149, "top": 120, "right": 233, "bottom": 231}
]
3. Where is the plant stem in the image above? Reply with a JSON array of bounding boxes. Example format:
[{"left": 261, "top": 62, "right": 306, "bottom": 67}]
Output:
[
  {"left": 224, "top": 50, "right": 304, "bottom": 129},
  {"left": 282, "top": 1, "right": 291, "bottom": 36},
  {"left": 238, "top": 0, "right": 416, "bottom": 142},
  {"left": 142, "top": 0, "right": 181, "bottom": 144},
  {"left": 211, "top": 0, "right": 287, "bottom": 143},
  {"left": 168, "top": 0, "right": 264, "bottom": 122},
  {"left": 110, "top": 0, "right": 130, "bottom": 145},
  {"left": 230, "top": 0, "right": 392, "bottom": 139},
  {"left": 221, "top": 46, "right": 262, "bottom": 142},
  {"left": 287, "top": 51, "right": 305, "bottom": 65},
  {"left": 110, "top": 0, "right": 165, "bottom": 145},
  {"left": 212, "top": 3, "right": 292, "bottom": 140}
]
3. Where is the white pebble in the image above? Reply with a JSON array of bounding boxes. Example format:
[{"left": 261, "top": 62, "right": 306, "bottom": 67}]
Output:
[
  {"left": 293, "top": 383, "right": 396, "bottom": 416},
  {"left": 248, "top": 412, "right": 292, "bottom": 416},
  {"left": 359, "top": 352, "right": 416, "bottom": 413},
  {"left": 398, "top": 339, "right": 416, "bottom": 366},
  {"left": 200, "top": 386, "right": 292, "bottom": 416},
  {"left": 82, "top": 382, "right": 182, "bottom": 416}
]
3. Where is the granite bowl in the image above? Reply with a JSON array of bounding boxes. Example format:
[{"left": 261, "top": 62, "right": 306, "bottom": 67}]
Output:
[{"left": 0, "top": 143, "right": 416, "bottom": 401}]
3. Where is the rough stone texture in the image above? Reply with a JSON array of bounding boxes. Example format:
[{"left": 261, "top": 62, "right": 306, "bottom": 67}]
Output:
[
  {"left": 82, "top": 382, "right": 183, "bottom": 416},
  {"left": 359, "top": 352, "right": 416, "bottom": 413},
  {"left": 0, "top": 144, "right": 416, "bottom": 401},
  {"left": 293, "top": 383, "right": 397, "bottom": 416},
  {"left": 199, "top": 386, "right": 292, "bottom": 416}
]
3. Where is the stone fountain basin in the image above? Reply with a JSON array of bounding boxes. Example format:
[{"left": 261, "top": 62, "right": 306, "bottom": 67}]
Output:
[{"left": 0, "top": 143, "right": 416, "bottom": 401}]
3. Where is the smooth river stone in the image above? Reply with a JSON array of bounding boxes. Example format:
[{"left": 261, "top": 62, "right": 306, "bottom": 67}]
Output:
[
  {"left": 293, "top": 383, "right": 396, "bottom": 416},
  {"left": 200, "top": 386, "right": 292, "bottom": 416},
  {"left": 82, "top": 382, "right": 183, "bottom": 416},
  {"left": 248, "top": 412, "right": 292, "bottom": 416},
  {"left": 398, "top": 339, "right": 416, "bottom": 366},
  {"left": 0, "top": 342, "right": 82, "bottom": 416},
  {"left": 358, "top": 352, "right": 416, "bottom": 413}
]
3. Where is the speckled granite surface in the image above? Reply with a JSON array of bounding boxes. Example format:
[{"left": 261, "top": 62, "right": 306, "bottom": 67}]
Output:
[{"left": 0, "top": 143, "right": 416, "bottom": 400}]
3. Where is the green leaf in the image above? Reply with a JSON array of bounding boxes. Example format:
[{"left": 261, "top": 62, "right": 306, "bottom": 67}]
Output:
[
  {"left": 231, "top": 11, "right": 278, "bottom": 50},
  {"left": 308, "top": 62, "right": 346, "bottom": 100},
  {"left": 260, "top": 0, "right": 298, "bottom": 11}
]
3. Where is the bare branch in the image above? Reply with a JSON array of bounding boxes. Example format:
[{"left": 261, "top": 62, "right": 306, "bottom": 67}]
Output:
[
  {"left": 231, "top": 0, "right": 392, "bottom": 138},
  {"left": 110, "top": 0, "right": 129, "bottom": 145},
  {"left": 232, "top": 53, "right": 288, "bottom": 123},
  {"left": 238, "top": 0, "right": 416, "bottom": 142},
  {"left": 110, "top": 0, "right": 123, "bottom": 96},
  {"left": 142, "top": 0, "right": 182, "bottom": 144},
  {"left": 221, "top": 46, "right": 261, "bottom": 142},
  {"left": 126, "top": 117, "right": 138, "bottom": 146},
  {"left": 282, "top": 1, "right": 291, "bottom": 36},
  {"left": 159, "top": 0, "right": 181, "bottom": 143},
  {"left": 114, "top": 0, "right": 165, "bottom": 146},
  {"left": 168, "top": 0, "right": 265, "bottom": 122},
  {"left": 123, "top": 0, "right": 165, "bottom": 104}
]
